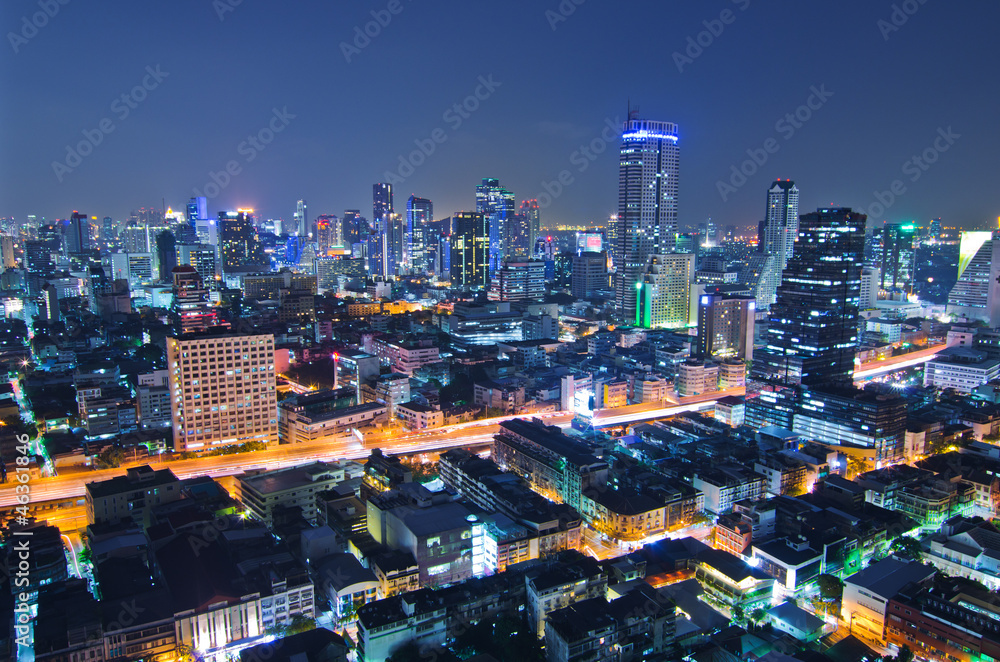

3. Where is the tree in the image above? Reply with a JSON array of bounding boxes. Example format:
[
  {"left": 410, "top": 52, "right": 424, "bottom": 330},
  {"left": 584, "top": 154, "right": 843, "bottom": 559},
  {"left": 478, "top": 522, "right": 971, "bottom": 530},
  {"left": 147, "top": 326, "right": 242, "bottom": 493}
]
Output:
[
  {"left": 890, "top": 535, "right": 923, "bottom": 561},
  {"left": 749, "top": 607, "right": 767, "bottom": 624},
  {"left": 732, "top": 603, "right": 746, "bottom": 624},
  {"left": 888, "top": 644, "right": 914, "bottom": 662},
  {"left": 817, "top": 574, "right": 844, "bottom": 601},
  {"left": 285, "top": 614, "right": 315, "bottom": 635}
]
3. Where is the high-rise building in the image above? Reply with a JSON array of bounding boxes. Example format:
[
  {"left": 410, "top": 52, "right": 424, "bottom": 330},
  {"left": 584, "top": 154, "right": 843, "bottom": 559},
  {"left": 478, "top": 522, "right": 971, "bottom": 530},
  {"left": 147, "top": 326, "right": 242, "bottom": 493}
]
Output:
[
  {"left": 476, "top": 178, "right": 515, "bottom": 274},
  {"left": 947, "top": 230, "right": 1000, "bottom": 327},
  {"left": 343, "top": 210, "right": 365, "bottom": 250},
  {"left": 878, "top": 222, "right": 917, "bottom": 293},
  {"left": 449, "top": 212, "right": 489, "bottom": 289},
  {"left": 571, "top": 252, "right": 609, "bottom": 299},
  {"left": 1, "top": 234, "right": 16, "bottom": 269},
  {"left": 315, "top": 215, "right": 339, "bottom": 257},
  {"left": 488, "top": 260, "right": 545, "bottom": 302},
  {"left": 64, "top": 212, "right": 91, "bottom": 256},
  {"left": 166, "top": 331, "right": 277, "bottom": 451},
  {"left": 407, "top": 196, "right": 432, "bottom": 273},
  {"left": 520, "top": 199, "right": 541, "bottom": 255},
  {"left": 755, "top": 180, "right": 800, "bottom": 310},
  {"left": 860, "top": 266, "right": 880, "bottom": 310},
  {"left": 695, "top": 289, "right": 755, "bottom": 361},
  {"left": 219, "top": 212, "right": 266, "bottom": 274},
  {"left": 615, "top": 117, "right": 680, "bottom": 321},
  {"left": 155, "top": 230, "right": 177, "bottom": 282},
  {"left": 746, "top": 207, "right": 866, "bottom": 429},
  {"left": 636, "top": 253, "right": 693, "bottom": 329},
  {"left": 294, "top": 199, "right": 308, "bottom": 238},
  {"left": 177, "top": 244, "right": 218, "bottom": 287},
  {"left": 372, "top": 184, "right": 394, "bottom": 278},
  {"left": 171, "top": 266, "right": 219, "bottom": 335}
]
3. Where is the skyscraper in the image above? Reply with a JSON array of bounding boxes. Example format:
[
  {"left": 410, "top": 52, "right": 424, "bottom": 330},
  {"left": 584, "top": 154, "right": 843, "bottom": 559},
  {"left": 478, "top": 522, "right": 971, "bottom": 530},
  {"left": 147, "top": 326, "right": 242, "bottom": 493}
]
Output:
[
  {"left": 294, "top": 199, "right": 308, "bottom": 237},
  {"left": 315, "top": 215, "right": 339, "bottom": 257},
  {"left": 755, "top": 180, "right": 800, "bottom": 310},
  {"left": 449, "top": 212, "right": 489, "bottom": 289},
  {"left": 64, "top": 211, "right": 91, "bottom": 256},
  {"left": 878, "top": 222, "right": 917, "bottom": 293},
  {"left": 488, "top": 261, "right": 545, "bottom": 302},
  {"left": 475, "top": 178, "right": 515, "bottom": 274},
  {"left": 406, "top": 196, "right": 432, "bottom": 273},
  {"left": 615, "top": 116, "right": 680, "bottom": 322},
  {"left": 947, "top": 230, "right": 1000, "bottom": 327},
  {"left": 746, "top": 207, "right": 866, "bottom": 429},
  {"left": 171, "top": 265, "right": 219, "bottom": 334},
  {"left": 372, "top": 184, "right": 394, "bottom": 278},
  {"left": 219, "top": 211, "right": 266, "bottom": 274},
  {"left": 155, "top": 230, "right": 177, "bottom": 282},
  {"left": 520, "top": 199, "right": 541, "bottom": 254}
]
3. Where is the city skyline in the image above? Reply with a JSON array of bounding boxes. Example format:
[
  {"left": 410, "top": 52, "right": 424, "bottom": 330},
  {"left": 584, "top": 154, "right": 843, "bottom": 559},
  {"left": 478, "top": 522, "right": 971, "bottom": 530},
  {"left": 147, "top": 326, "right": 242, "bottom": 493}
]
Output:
[{"left": 2, "top": 1, "right": 997, "bottom": 229}]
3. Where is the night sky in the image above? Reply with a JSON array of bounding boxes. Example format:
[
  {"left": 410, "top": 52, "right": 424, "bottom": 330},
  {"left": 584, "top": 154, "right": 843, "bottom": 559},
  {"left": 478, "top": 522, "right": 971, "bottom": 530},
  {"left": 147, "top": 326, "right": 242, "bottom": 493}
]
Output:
[{"left": 3, "top": 0, "right": 998, "bottom": 230}]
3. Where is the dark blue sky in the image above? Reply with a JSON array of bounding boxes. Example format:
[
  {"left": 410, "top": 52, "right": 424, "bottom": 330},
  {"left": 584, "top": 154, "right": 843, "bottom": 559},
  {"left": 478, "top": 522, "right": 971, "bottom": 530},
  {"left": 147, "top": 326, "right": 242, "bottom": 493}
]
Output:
[{"left": 3, "top": 0, "right": 998, "bottom": 230}]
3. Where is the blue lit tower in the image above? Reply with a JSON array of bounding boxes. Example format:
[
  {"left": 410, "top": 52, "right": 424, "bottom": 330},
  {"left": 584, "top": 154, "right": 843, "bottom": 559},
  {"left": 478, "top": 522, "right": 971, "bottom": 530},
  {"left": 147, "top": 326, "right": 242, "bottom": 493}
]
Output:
[
  {"left": 614, "top": 115, "right": 679, "bottom": 322},
  {"left": 371, "top": 184, "right": 393, "bottom": 278},
  {"left": 475, "top": 178, "right": 515, "bottom": 275},
  {"left": 407, "top": 196, "right": 432, "bottom": 273}
]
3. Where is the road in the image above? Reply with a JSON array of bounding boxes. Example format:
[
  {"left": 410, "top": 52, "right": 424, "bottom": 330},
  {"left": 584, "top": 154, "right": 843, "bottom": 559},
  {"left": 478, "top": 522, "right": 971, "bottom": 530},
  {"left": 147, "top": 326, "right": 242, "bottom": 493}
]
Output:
[{"left": 0, "top": 345, "right": 944, "bottom": 509}]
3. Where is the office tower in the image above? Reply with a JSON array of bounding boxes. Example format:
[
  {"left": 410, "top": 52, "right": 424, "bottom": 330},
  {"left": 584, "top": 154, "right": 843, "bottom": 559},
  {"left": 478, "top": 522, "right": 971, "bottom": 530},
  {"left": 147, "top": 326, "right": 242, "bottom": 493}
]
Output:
[
  {"left": 371, "top": 184, "right": 394, "bottom": 277},
  {"left": 615, "top": 116, "right": 680, "bottom": 321},
  {"left": 878, "top": 222, "right": 917, "bottom": 293},
  {"left": 177, "top": 244, "right": 218, "bottom": 287},
  {"left": 389, "top": 212, "right": 405, "bottom": 275},
  {"left": 520, "top": 199, "right": 541, "bottom": 254},
  {"left": 171, "top": 266, "right": 219, "bottom": 334},
  {"left": 947, "top": 231, "right": 1000, "bottom": 327},
  {"left": 746, "top": 207, "right": 866, "bottom": 429},
  {"left": 755, "top": 180, "right": 800, "bottom": 310},
  {"left": 407, "top": 196, "right": 432, "bottom": 273},
  {"left": 488, "top": 260, "right": 545, "bottom": 302},
  {"left": 929, "top": 218, "right": 943, "bottom": 240},
  {"left": 449, "top": 212, "right": 489, "bottom": 289},
  {"left": 101, "top": 216, "right": 114, "bottom": 244},
  {"left": 860, "top": 266, "right": 880, "bottom": 310},
  {"left": 315, "top": 215, "right": 339, "bottom": 257},
  {"left": 109, "top": 253, "right": 154, "bottom": 286},
  {"left": 571, "top": 252, "right": 609, "bottom": 299},
  {"left": 342, "top": 210, "right": 364, "bottom": 249},
  {"left": 186, "top": 196, "right": 207, "bottom": 223},
  {"left": 636, "top": 253, "right": 694, "bottom": 328},
  {"left": 155, "top": 230, "right": 177, "bottom": 281},
  {"left": 219, "top": 211, "right": 266, "bottom": 274},
  {"left": 506, "top": 213, "right": 531, "bottom": 259},
  {"left": 64, "top": 211, "right": 91, "bottom": 255},
  {"left": 475, "top": 178, "right": 515, "bottom": 274},
  {"left": 0, "top": 234, "right": 15, "bottom": 269},
  {"left": 695, "top": 288, "right": 755, "bottom": 360},
  {"left": 166, "top": 332, "right": 277, "bottom": 451},
  {"left": 294, "top": 199, "right": 308, "bottom": 237}
]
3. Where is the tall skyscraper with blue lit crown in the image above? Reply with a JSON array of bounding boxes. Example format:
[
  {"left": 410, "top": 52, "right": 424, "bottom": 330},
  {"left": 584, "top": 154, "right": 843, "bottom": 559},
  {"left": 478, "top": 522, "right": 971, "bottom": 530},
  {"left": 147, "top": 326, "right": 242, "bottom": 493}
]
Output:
[{"left": 614, "top": 115, "right": 679, "bottom": 322}]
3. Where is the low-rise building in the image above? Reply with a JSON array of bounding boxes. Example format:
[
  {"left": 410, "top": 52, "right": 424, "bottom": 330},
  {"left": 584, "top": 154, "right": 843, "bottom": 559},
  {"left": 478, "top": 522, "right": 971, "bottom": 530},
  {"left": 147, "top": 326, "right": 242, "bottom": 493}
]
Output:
[
  {"left": 751, "top": 537, "right": 822, "bottom": 597},
  {"left": 85, "top": 465, "right": 182, "bottom": 527},
  {"left": 237, "top": 461, "right": 358, "bottom": 526},
  {"left": 841, "top": 557, "right": 936, "bottom": 646},
  {"left": 395, "top": 401, "right": 443, "bottom": 429},
  {"left": 526, "top": 554, "right": 607, "bottom": 637},
  {"left": 690, "top": 467, "right": 765, "bottom": 515}
]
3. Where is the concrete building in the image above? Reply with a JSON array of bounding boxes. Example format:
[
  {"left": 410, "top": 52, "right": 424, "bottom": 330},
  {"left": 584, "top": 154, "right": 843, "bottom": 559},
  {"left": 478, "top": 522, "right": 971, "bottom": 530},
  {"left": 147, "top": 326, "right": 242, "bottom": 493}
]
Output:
[
  {"left": 691, "top": 467, "right": 765, "bottom": 515},
  {"left": 695, "top": 290, "right": 755, "bottom": 361},
  {"left": 166, "top": 331, "right": 277, "bottom": 452},
  {"left": 841, "top": 557, "right": 936, "bottom": 645},
  {"left": 526, "top": 554, "right": 607, "bottom": 637},
  {"left": 373, "top": 337, "right": 439, "bottom": 375},
  {"left": 279, "top": 388, "right": 387, "bottom": 444},
  {"left": 924, "top": 347, "right": 1000, "bottom": 393},
  {"left": 395, "top": 401, "right": 443, "bottom": 429},
  {"left": 493, "top": 418, "right": 607, "bottom": 511},
  {"left": 636, "top": 253, "right": 694, "bottom": 329},
  {"left": 85, "top": 465, "right": 182, "bottom": 526},
  {"left": 237, "top": 461, "right": 358, "bottom": 526},
  {"left": 676, "top": 359, "right": 719, "bottom": 397}
]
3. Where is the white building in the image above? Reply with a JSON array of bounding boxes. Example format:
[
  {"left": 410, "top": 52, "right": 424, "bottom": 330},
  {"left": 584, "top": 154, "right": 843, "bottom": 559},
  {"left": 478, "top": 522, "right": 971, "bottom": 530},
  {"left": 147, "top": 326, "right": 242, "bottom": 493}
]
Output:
[
  {"left": 637, "top": 253, "right": 694, "bottom": 329},
  {"left": 395, "top": 401, "right": 443, "bottom": 429},
  {"left": 923, "top": 347, "right": 1000, "bottom": 393},
  {"left": 948, "top": 230, "right": 1000, "bottom": 326}
]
